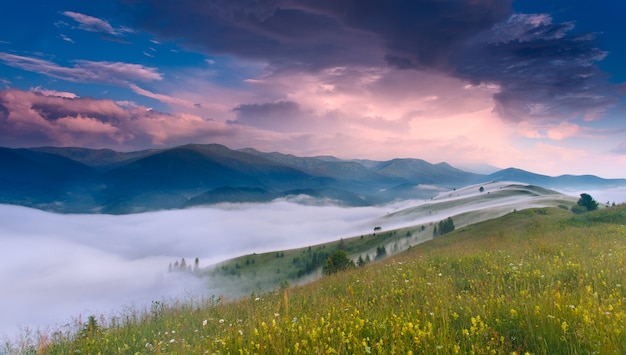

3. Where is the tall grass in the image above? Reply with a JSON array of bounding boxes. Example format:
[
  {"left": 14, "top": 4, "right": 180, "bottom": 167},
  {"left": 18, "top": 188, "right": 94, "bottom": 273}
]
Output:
[{"left": 11, "top": 206, "right": 626, "bottom": 354}]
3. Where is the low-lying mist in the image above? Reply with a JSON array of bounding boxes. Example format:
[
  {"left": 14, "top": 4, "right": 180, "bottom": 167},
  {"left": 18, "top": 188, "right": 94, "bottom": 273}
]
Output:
[
  {"left": 0, "top": 200, "right": 392, "bottom": 339},
  {"left": 1, "top": 185, "right": 623, "bottom": 341}
]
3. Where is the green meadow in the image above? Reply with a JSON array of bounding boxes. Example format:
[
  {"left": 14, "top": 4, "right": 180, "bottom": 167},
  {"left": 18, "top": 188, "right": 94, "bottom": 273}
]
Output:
[
  {"left": 10, "top": 204, "right": 626, "bottom": 354},
  {"left": 205, "top": 183, "right": 577, "bottom": 296}
]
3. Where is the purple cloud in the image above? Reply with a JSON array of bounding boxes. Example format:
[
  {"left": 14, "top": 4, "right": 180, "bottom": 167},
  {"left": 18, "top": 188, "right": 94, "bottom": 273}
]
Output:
[
  {"left": 455, "top": 14, "right": 618, "bottom": 122},
  {"left": 118, "top": 0, "right": 621, "bottom": 123},
  {"left": 0, "top": 88, "right": 274, "bottom": 150}
]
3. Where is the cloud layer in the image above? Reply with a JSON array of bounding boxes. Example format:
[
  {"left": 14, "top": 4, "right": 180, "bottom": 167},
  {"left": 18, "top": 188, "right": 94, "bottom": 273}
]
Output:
[
  {"left": 120, "top": 0, "right": 618, "bottom": 122},
  {"left": 0, "top": 89, "right": 243, "bottom": 149}
]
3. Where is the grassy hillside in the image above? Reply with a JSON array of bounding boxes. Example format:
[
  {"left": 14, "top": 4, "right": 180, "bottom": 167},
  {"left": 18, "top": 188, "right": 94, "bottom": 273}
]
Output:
[
  {"left": 21, "top": 204, "right": 625, "bottom": 354},
  {"left": 205, "top": 183, "right": 576, "bottom": 296}
]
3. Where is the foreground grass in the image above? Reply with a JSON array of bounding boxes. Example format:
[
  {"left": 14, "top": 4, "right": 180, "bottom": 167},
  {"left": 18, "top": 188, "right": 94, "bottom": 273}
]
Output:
[{"left": 19, "top": 206, "right": 626, "bottom": 354}]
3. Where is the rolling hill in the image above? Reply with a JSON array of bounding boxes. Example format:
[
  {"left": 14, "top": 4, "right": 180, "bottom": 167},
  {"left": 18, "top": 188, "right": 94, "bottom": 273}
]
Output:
[{"left": 207, "top": 181, "right": 578, "bottom": 295}]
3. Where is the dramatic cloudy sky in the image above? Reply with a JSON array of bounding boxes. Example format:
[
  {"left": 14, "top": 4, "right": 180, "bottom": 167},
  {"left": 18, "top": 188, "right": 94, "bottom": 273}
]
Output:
[{"left": 1, "top": 0, "right": 625, "bottom": 177}]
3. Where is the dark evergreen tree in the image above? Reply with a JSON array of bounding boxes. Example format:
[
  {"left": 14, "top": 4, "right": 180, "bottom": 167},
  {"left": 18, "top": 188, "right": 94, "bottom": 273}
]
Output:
[
  {"left": 577, "top": 193, "right": 599, "bottom": 211},
  {"left": 435, "top": 217, "right": 455, "bottom": 236},
  {"left": 357, "top": 255, "right": 366, "bottom": 267},
  {"left": 375, "top": 246, "right": 387, "bottom": 260}
]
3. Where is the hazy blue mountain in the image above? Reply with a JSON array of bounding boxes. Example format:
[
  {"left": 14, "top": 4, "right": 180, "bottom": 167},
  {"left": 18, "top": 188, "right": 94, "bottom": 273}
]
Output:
[
  {"left": 482, "top": 168, "right": 552, "bottom": 186},
  {"left": 456, "top": 162, "right": 501, "bottom": 174},
  {"left": 0, "top": 147, "right": 98, "bottom": 211},
  {"left": 1, "top": 144, "right": 624, "bottom": 214},
  {"left": 30, "top": 146, "right": 159, "bottom": 170},
  {"left": 183, "top": 186, "right": 276, "bottom": 206},
  {"left": 97, "top": 144, "right": 327, "bottom": 213},
  {"left": 481, "top": 168, "right": 626, "bottom": 189},
  {"left": 238, "top": 148, "right": 391, "bottom": 184},
  {"left": 373, "top": 159, "right": 481, "bottom": 186}
]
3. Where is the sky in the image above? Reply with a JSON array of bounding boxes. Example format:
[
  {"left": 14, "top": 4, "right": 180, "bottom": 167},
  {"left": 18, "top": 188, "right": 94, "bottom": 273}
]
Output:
[{"left": 0, "top": 0, "right": 625, "bottom": 177}]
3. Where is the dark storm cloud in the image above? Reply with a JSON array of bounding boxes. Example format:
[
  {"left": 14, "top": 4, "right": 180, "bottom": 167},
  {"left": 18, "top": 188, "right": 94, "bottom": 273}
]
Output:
[
  {"left": 291, "top": 0, "right": 513, "bottom": 70},
  {"left": 120, "top": 0, "right": 511, "bottom": 70},
  {"left": 119, "top": 0, "right": 619, "bottom": 122},
  {"left": 454, "top": 14, "right": 619, "bottom": 121},
  {"left": 119, "top": 0, "right": 383, "bottom": 70}
]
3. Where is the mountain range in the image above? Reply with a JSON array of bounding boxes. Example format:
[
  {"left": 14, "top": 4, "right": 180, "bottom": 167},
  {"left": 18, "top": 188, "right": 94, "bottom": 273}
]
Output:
[{"left": 1, "top": 143, "right": 624, "bottom": 214}]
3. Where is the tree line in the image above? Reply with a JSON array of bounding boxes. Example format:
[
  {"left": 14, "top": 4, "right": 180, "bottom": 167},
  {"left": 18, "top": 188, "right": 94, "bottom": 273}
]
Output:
[{"left": 168, "top": 257, "right": 200, "bottom": 274}]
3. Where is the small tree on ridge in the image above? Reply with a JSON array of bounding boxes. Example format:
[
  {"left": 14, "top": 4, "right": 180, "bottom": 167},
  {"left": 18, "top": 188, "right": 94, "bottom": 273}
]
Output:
[{"left": 577, "top": 193, "right": 599, "bottom": 211}]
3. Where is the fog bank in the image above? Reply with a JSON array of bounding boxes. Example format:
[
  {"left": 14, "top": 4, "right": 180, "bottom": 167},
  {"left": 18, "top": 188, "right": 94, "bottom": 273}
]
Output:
[
  {"left": 2, "top": 185, "right": 622, "bottom": 341},
  {"left": 0, "top": 200, "right": 389, "bottom": 339}
]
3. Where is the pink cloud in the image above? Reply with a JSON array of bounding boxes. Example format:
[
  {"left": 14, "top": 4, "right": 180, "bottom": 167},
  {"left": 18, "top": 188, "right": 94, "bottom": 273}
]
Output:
[
  {"left": 56, "top": 115, "right": 119, "bottom": 135},
  {"left": 30, "top": 86, "right": 79, "bottom": 99},
  {"left": 0, "top": 88, "right": 272, "bottom": 150},
  {"left": 517, "top": 121, "right": 593, "bottom": 141},
  {"left": 546, "top": 122, "right": 583, "bottom": 140}
]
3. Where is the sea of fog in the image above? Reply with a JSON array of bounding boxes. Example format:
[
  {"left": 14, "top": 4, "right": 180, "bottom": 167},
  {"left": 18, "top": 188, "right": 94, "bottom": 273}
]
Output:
[
  {"left": 1, "top": 186, "right": 624, "bottom": 342},
  {"left": 0, "top": 199, "right": 400, "bottom": 340},
  {"left": 555, "top": 186, "right": 626, "bottom": 208}
]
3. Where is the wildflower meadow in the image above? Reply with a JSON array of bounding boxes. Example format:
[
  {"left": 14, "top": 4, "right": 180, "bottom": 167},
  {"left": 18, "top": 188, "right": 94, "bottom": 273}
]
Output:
[{"left": 8, "top": 205, "right": 626, "bottom": 354}]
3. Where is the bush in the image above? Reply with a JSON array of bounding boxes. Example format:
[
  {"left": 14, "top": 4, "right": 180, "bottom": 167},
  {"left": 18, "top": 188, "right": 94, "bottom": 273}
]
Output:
[
  {"left": 322, "top": 250, "right": 354, "bottom": 275},
  {"left": 570, "top": 205, "right": 587, "bottom": 215}
]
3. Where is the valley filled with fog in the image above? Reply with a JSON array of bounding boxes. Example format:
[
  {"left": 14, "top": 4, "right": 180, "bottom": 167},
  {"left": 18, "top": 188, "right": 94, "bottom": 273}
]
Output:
[
  {"left": 1, "top": 184, "right": 624, "bottom": 340},
  {"left": 0, "top": 199, "right": 395, "bottom": 339}
]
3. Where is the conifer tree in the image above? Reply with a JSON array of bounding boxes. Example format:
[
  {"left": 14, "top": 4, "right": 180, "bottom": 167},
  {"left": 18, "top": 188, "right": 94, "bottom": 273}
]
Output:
[{"left": 577, "top": 193, "right": 599, "bottom": 211}]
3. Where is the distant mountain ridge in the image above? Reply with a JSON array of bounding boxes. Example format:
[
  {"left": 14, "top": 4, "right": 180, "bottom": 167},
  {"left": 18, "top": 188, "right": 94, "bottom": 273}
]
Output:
[{"left": 1, "top": 144, "right": 624, "bottom": 214}]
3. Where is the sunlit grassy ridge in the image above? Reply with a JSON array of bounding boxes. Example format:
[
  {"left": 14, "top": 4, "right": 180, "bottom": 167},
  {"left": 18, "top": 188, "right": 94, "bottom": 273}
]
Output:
[{"left": 21, "top": 205, "right": 626, "bottom": 354}]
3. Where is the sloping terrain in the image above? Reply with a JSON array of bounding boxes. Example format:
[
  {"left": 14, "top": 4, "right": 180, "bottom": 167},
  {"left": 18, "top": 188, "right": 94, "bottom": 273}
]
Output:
[
  {"left": 37, "top": 204, "right": 626, "bottom": 354},
  {"left": 207, "top": 182, "right": 577, "bottom": 294}
]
